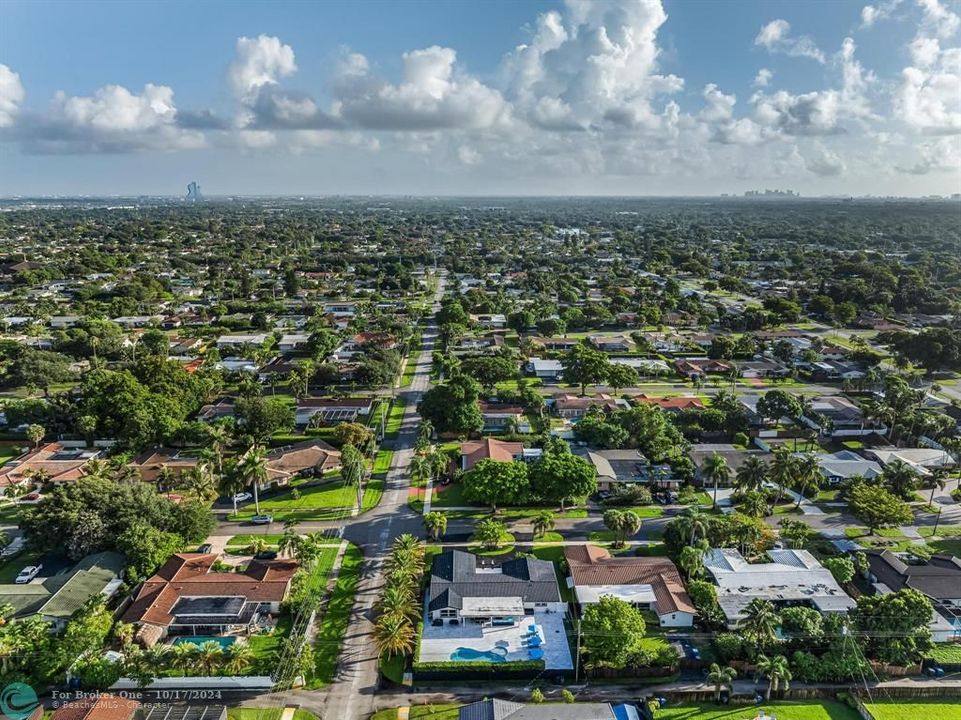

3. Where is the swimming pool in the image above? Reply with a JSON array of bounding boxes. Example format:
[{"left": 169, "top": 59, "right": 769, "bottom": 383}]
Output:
[
  {"left": 171, "top": 636, "right": 236, "bottom": 649},
  {"left": 450, "top": 646, "right": 507, "bottom": 662}
]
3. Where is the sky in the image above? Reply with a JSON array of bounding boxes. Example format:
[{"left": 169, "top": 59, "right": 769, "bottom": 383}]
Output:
[{"left": 0, "top": 0, "right": 959, "bottom": 197}]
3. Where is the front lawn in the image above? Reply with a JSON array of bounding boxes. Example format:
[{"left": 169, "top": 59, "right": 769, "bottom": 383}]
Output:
[
  {"left": 865, "top": 700, "right": 961, "bottom": 720},
  {"left": 0, "top": 548, "right": 42, "bottom": 583},
  {"left": 928, "top": 643, "right": 961, "bottom": 663},
  {"left": 655, "top": 701, "right": 860, "bottom": 720},
  {"left": 228, "top": 479, "right": 356, "bottom": 522},
  {"left": 385, "top": 398, "right": 407, "bottom": 439},
  {"left": 311, "top": 543, "right": 362, "bottom": 687},
  {"left": 228, "top": 710, "right": 319, "bottom": 720}
]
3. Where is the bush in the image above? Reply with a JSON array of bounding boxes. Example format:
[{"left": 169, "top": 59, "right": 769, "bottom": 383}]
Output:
[
  {"left": 951, "top": 487, "right": 961, "bottom": 502},
  {"left": 530, "top": 689, "right": 545, "bottom": 703},
  {"left": 603, "top": 484, "right": 652, "bottom": 507},
  {"left": 733, "top": 432, "right": 750, "bottom": 447},
  {"left": 713, "top": 633, "right": 745, "bottom": 663},
  {"left": 562, "top": 690, "right": 575, "bottom": 704}
]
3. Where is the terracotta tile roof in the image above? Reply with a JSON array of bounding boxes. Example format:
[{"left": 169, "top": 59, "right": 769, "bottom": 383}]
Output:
[
  {"left": 564, "top": 545, "right": 696, "bottom": 616},
  {"left": 266, "top": 439, "right": 341, "bottom": 481},
  {"left": 0, "top": 442, "right": 100, "bottom": 487},
  {"left": 52, "top": 694, "right": 140, "bottom": 720},
  {"left": 128, "top": 447, "right": 199, "bottom": 484},
  {"left": 460, "top": 438, "right": 525, "bottom": 470},
  {"left": 553, "top": 393, "right": 621, "bottom": 413},
  {"left": 121, "top": 553, "right": 298, "bottom": 627},
  {"left": 634, "top": 394, "right": 705, "bottom": 411}
]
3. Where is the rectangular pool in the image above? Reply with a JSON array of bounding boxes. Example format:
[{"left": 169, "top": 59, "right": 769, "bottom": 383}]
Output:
[{"left": 171, "top": 636, "right": 236, "bottom": 649}]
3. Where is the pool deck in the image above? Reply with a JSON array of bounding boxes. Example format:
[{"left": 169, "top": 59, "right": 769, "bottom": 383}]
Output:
[{"left": 418, "top": 611, "right": 573, "bottom": 670}]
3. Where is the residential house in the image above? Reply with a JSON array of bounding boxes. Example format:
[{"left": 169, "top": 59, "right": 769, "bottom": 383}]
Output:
[
  {"left": 674, "top": 358, "right": 732, "bottom": 379},
  {"left": 121, "top": 553, "right": 299, "bottom": 644},
  {"left": 426, "top": 550, "right": 565, "bottom": 626},
  {"left": 610, "top": 357, "right": 671, "bottom": 376},
  {"left": 739, "top": 360, "right": 791, "bottom": 379},
  {"left": 295, "top": 397, "right": 374, "bottom": 426},
  {"left": 0, "top": 552, "right": 125, "bottom": 631},
  {"left": 864, "top": 447, "right": 956, "bottom": 477},
  {"left": 216, "top": 333, "right": 270, "bottom": 349},
  {"left": 814, "top": 450, "right": 882, "bottom": 483},
  {"left": 589, "top": 335, "right": 634, "bottom": 353},
  {"left": 264, "top": 440, "right": 342, "bottom": 485},
  {"left": 113, "top": 315, "right": 161, "bottom": 329},
  {"left": 864, "top": 551, "right": 961, "bottom": 641},
  {"left": 49, "top": 315, "right": 82, "bottom": 329},
  {"left": 0, "top": 441, "right": 103, "bottom": 489},
  {"left": 801, "top": 396, "right": 885, "bottom": 437},
  {"left": 579, "top": 449, "right": 678, "bottom": 491},
  {"left": 478, "top": 402, "right": 529, "bottom": 433},
  {"left": 127, "top": 447, "right": 200, "bottom": 487},
  {"left": 196, "top": 398, "right": 236, "bottom": 423},
  {"left": 457, "top": 699, "right": 638, "bottom": 720},
  {"left": 552, "top": 393, "right": 627, "bottom": 419},
  {"left": 472, "top": 313, "right": 507, "bottom": 329},
  {"left": 564, "top": 545, "right": 695, "bottom": 627},
  {"left": 633, "top": 394, "right": 705, "bottom": 412},
  {"left": 527, "top": 358, "right": 563, "bottom": 380},
  {"left": 531, "top": 337, "right": 580, "bottom": 352},
  {"left": 456, "top": 334, "right": 505, "bottom": 353},
  {"left": 460, "top": 438, "right": 526, "bottom": 470},
  {"left": 690, "top": 444, "right": 768, "bottom": 488},
  {"left": 703, "top": 548, "right": 855, "bottom": 629},
  {"left": 278, "top": 333, "right": 310, "bottom": 352}
]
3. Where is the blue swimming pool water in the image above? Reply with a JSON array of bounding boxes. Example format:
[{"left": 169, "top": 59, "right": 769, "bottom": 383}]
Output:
[
  {"left": 450, "top": 646, "right": 506, "bottom": 662},
  {"left": 171, "top": 636, "right": 236, "bottom": 649}
]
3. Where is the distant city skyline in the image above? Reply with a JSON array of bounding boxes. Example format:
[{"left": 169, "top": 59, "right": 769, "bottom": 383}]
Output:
[{"left": 1, "top": 0, "right": 959, "bottom": 196}]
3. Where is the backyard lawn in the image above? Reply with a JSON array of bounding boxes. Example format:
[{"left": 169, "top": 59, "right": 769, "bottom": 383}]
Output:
[
  {"left": 864, "top": 700, "right": 961, "bottom": 720},
  {"left": 656, "top": 701, "right": 860, "bottom": 720},
  {"left": 228, "top": 479, "right": 356, "bottom": 522}
]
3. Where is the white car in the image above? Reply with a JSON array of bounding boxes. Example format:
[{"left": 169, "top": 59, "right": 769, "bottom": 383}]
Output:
[
  {"left": 233, "top": 492, "right": 253, "bottom": 503},
  {"left": 15, "top": 565, "right": 41, "bottom": 584}
]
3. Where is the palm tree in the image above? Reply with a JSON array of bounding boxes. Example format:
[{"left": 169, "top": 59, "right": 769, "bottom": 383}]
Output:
[
  {"left": 702, "top": 453, "right": 730, "bottom": 510},
  {"left": 170, "top": 642, "right": 198, "bottom": 672},
  {"left": 373, "top": 614, "right": 415, "bottom": 658},
  {"left": 194, "top": 640, "right": 225, "bottom": 676},
  {"left": 706, "top": 663, "right": 737, "bottom": 703},
  {"left": 145, "top": 644, "right": 170, "bottom": 673},
  {"left": 769, "top": 448, "right": 797, "bottom": 510},
  {"left": 882, "top": 458, "right": 920, "bottom": 500},
  {"left": 409, "top": 454, "right": 434, "bottom": 486},
  {"left": 475, "top": 517, "right": 506, "bottom": 550},
  {"left": 341, "top": 443, "right": 368, "bottom": 507},
  {"left": 754, "top": 654, "right": 792, "bottom": 701},
  {"left": 418, "top": 419, "right": 434, "bottom": 445},
  {"left": 681, "top": 507, "right": 708, "bottom": 546},
  {"left": 739, "top": 490, "right": 769, "bottom": 518},
  {"left": 278, "top": 527, "right": 302, "bottom": 558},
  {"left": 793, "top": 454, "right": 822, "bottom": 509},
  {"left": 181, "top": 466, "right": 217, "bottom": 502},
  {"left": 224, "top": 640, "right": 255, "bottom": 675},
  {"left": 422, "top": 511, "right": 448, "bottom": 541},
  {"left": 113, "top": 621, "right": 135, "bottom": 648},
  {"left": 679, "top": 545, "right": 704, "bottom": 579},
  {"left": 206, "top": 422, "right": 232, "bottom": 482},
  {"left": 377, "top": 584, "right": 421, "bottom": 623},
  {"left": 923, "top": 469, "right": 948, "bottom": 506},
  {"left": 26, "top": 423, "right": 45, "bottom": 449},
  {"left": 532, "top": 510, "right": 556, "bottom": 539},
  {"left": 236, "top": 445, "right": 269, "bottom": 515},
  {"left": 735, "top": 456, "right": 768, "bottom": 493},
  {"left": 741, "top": 599, "right": 779, "bottom": 649},
  {"left": 82, "top": 458, "right": 115, "bottom": 482}
]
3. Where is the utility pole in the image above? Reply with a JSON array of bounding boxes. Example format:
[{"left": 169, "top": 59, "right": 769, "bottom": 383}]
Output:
[
  {"left": 574, "top": 616, "right": 582, "bottom": 683},
  {"left": 933, "top": 506, "right": 942, "bottom": 537}
]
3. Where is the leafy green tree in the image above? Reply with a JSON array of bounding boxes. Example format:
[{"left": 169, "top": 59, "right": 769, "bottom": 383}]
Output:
[
  {"left": 847, "top": 480, "right": 912, "bottom": 533},
  {"left": 26, "top": 423, "right": 45, "bottom": 449},
  {"left": 562, "top": 343, "right": 611, "bottom": 396},
  {"left": 754, "top": 654, "right": 792, "bottom": 701},
  {"left": 528, "top": 451, "right": 597, "bottom": 509},
  {"left": 417, "top": 373, "right": 484, "bottom": 435},
  {"left": 235, "top": 396, "right": 295, "bottom": 442},
  {"left": 459, "top": 355, "right": 517, "bottom": 391},
  {"left": 780, "top": 606, "right": 824, "bottom": 640},
  {"left": 474, "top": 517, "right": 507, "bottom": 550},
  {"left": 606, "top": 363, "right": 638, "bottom": 393},
  {"left": 117, "top": 523, "right": 183, "bottom": 582},
  {"left": 756, "top": 390, "right": 803, "bottom": 425},
  {"left": 822, "top": 556, "right": 855, "bottom": 586},
  {"left": 332, "top": 421, "right": 374, "bottom": 448},
  {"left": 581, "top": 595, "right": 647, "bottom": 669},
  {"left": 850, "top": 588, "right": 934, "bottom": 665},
  {"left": 462, "top": 459, "right": 530, "bottom": 510}
]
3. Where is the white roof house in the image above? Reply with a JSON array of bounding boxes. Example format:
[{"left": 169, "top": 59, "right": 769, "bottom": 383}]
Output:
[
  {"left": 814, "top": 450, "right": 883, "bottom": 482},
  {"left": 703, "top": 548, "right": 855, "bottom": 628},
  {"left": 217, "top": 333, "right": 270, "bottom": 348}
]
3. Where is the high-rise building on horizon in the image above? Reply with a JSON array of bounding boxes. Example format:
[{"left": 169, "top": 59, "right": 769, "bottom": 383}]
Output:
[{"left": 186, "top": 181, "right": 202, "bottom": 202}]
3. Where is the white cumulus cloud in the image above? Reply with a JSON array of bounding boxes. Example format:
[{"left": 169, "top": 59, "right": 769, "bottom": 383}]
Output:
[
  {"left": 755, "top": 19, "right": 826, "bottom": 63},
  {"left": 0, "top": 64, "right": 25, "bottom": 128}
]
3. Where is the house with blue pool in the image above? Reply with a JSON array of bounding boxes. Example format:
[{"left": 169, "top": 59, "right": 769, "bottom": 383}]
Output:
[{"left": 420, "top": 550, "right": 572, "bottom": 670}]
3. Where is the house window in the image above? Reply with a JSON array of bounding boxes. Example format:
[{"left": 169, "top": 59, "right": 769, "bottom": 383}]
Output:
[{"left": 440, "top": 609, "right": 457, "bottom": 618}]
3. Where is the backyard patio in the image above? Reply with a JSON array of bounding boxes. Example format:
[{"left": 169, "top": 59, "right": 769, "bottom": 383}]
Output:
[{"left": 418, "top": 611, "right": 573, "bottom": 670}]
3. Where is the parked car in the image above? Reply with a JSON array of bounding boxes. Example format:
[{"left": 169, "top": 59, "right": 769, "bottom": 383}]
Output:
[
  {"left": 254, "top": 550, "right": 278, "bottom": 560},
  {"left": 22, "top": 492, "right": 41, "bottom": 502},
  {"left": 15, "top": 565, "right": 42, "bottom": 584},
  {"left": 197, "top": 543, "right": 213, "bottom": 553},
  {"left": 233, "top": 492, "right": 253, "bottom": 503},
  {"left": 251, "top": 514, "right": 273, "bottom": 525}
]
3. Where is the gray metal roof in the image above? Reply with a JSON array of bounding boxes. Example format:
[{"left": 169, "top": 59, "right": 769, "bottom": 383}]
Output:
[{"left": 459, "top": 700, "right": 617, "bottom": 720}]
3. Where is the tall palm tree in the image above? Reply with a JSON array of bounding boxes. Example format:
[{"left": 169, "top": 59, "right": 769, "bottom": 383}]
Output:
[
  {"left": 170, "top": 642, "right": 198, "bottom": 672},
  {"left": 181, "top": 466, "right": 217, "bottom": 502},
  {"left": 679, "top": 545, "right": 704, "bottom": 579},
  {"left": 206, "top": 422, "right": 232, "bottom": 482},
  {"left": 793, "top": 454, "right": 822, "bottom": 509},
  {"left": 475, "top": 517, "right": 506, "bottom": 550},
  {"left": 769, "top": 448, "right": 797, "bottom": 510},
  {"left": 735, "top": 456, "right": 768, "bottom": 494},
  {"left": 754, "top": 654, "right": 792, "bottom": 701},
  {"left": 377, "top": 584, "right": 421, "bottom": 623},
  {"left": 706, "top": 663, "right": 737, "bottom": 703},
  {"left": 82, "top": 458, "right": 115, "bottom": 483},
  {"left": 532, "top": 510, "right": 556, "bottom": 538},
  {"left": 881, "top": 459, "right": 920, "bottom": 500},
  {"left": 702, "top": 453, "right": 730, "bottom": 510},
  {"left": 340, "top": 443, "right": 367, "bottom": 507},
  {"left": 373, "top": 614, "right": 415, "bottom": 658},
  {"left": 278, "top": 527, "right": 302, "bottom": 558},
  {"left": 236, "top": 445, "right": 269, "bottom": 515},
  {"left": 739, "top": 490, "right": 769, "bottom": 518},
  {"left": 923, "top": 468, "right": 948, "bottom": 506},
  {"left": 741, "top": 599, "right": 779, "bottom": 649},
  {"left": 409, "top": 454, "right": 434, "bottom": 486},
  {"left": 682, "top": 507, "right": 708, "bottom": 547},
  {"left": 418, "top": 419, "right": 434, "bottom": 445}
]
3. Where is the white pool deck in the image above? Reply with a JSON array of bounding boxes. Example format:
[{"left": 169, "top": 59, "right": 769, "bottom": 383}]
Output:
[{"left": 419, "top": 611, "right": 573, "bottom": 670}]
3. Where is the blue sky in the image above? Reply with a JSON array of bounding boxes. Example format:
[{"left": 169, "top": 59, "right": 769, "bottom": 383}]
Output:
[{"left": 0, "top": 0, "right": 958, "bottom": 196}]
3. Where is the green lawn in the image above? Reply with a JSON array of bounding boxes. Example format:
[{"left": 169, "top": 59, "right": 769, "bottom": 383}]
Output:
[
  {"left": 311, "top": 543, "right": 362, "bottom": 687},
  {"left": 227, "top": 710, "right": 318, "bottom": 720},
  {"left": 0, "top": 548, "right": 42, "bottom": 583},
  {"left": 385, "top": 398, "right": 407, "bottom": 439},
  {"left": 656, "top": 701, "right": 860, "bottom": 720},
  {"left": 409, "top": 706, "right": 461, "bottom": 720},
  {"left": 247, "top": 613, "right": 292, "bottom": 662},
  {"left": 228, "top": 479, "right": 356, "bottom": 522},
  {"left": 917, "top": 525, "right": 961, "bottom": 557},
  {"left": 226, "top": 534, "right": 286, "bottom": 546},
  {"left": 379, "top": 653, "right": 406, "bottom": 684},
  {"left": 467, "top": 531, "right": 516, "bottom": 556},
  {"left": 0, "top": 503, "right": 20, "bottom": 525},
  {"left": 928, "top": 643, "right": 961, "bottom": 663},
  {"left": 373, "top": 449, "right": 394, "bottom": 474},
  {"left": 532, "top": 531, "right": 564, "bottom": 542},
  {"left": 430, "top": 481, "right": 468, "bottom": 507},
  {"left": 864, "top": 700, "right": 961, "bottom": 720}
]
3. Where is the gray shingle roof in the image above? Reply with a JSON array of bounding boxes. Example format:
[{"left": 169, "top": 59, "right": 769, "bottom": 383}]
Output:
[
  {"left": 458, "top": 700, "right": 617, "bottom": 720},
  {"left": 427, "top": 550, "right": 561, "bottom": 612}
]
